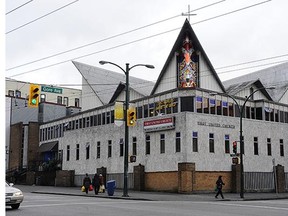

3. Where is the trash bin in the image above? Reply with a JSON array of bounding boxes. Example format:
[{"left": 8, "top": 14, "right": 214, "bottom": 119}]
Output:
[{"left": 106, "top": 180, "right": 116, "bottom": 196}]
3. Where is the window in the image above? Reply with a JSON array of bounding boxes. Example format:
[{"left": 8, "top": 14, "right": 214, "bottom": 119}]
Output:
[
  {"left": 108, "top": 140, "right": 112, "bottom": 158},
  {"left": 256, "top": 107, "right": 263, "bottom": 120},
  {"left": 254, "top": 137, "right": 258, "bottom": 155},
  {"left": 209, "top": 133, "right": 214, "bottom": 153},
  {"left": 144, "top": 105, "right": 148, "bottom": 118},
  {"left": 222, "top": 101, "right": 228, "bottom": 116},
  {"left": 57, "top": 96, "right": 62, "bottom": 104},
  {"left": 176, "top": 132, "right": 181, "bottom": 152},
  {"left": 210, "top": 99, "right": 216, "bottom": 114},
  {"left": 225, "top": 135, "right": 230, "bottom": 154},
  {"left": 160, "top": 134, "right": 165, "bottom": 154},
  {"left": 251, "top": 107, "right": 256, "bottom": 119},
  {"left": 106, "top": 112, "right": 111, "bottom": 124},
  {"left": 97, "top": 114, "right": 101, "bottom": 125},
  {"left": 86, "top": 117, "right": 90, "bottom": 127},
  {"left": 137, "top": 106, "right": 143, "bottom": 119},
  {"left": 196, "top": 96, "right": 202, "bottom": 113},
  {"left": 63, "top": 97, "right": 69, "bottom": 106},
  {"left": 75, "top": 119, "right": 79, "bottom": 129},
  {"left": 82, "top": 118, "right": 86, "bottom": 128},
  {"left": 8, "top": 90, "right": 14, "bottom": 96},
  {"left": 132, "top": 137, "right": 137, "bottom": 155},
  {"left": 86, "top": 143, "right": 90, "bottom": 159},
  {"left": 145, "top": 135, "right": 150, "bottom": 155},
  {"left": 267, "top": 138, "right": 272, "bottom": 156},
  {"left": 75, "top": 98, "right": 80, "bottom": 107},
  {"left": 216, "top": 100, "right": 222, "bottom": 115},
  {"left": 102, "top": 113, "right": 106, "bottom": 125},
  {"left": 192, "top": 132, "right": 198, "bottom": 152},
  {"left": 203, "top": 98, "right": 209, "bottom": 114},
  {"left": 172, "top": 98, "right": 178, "bottom": 113},
  {"left": 181, "top": 97, "right": 194, "bottom": 112},
  {"left": 15, "top": 90, "right": 21, "bottom": 98},
  {"left": 66, "top": 145, "right": 70, "bottom": 161},
  {"left": 280, "top": 139, "right": 284, "bottom": 157},
  {"left": 97, "top": 141, "right": 100, "bottom": 158},
  {"left": 76, "top": 144, "right": 80, "bottom": 160},
  {"left": 119, "top": 138, "right": 124, "bottom": 157},
  {"left": 149, "top": 103, "right": 155, "bottom": 117},
  {"left": 246, "top": 106, "right": 251, "bottom": 119},
  {"left": 228, "top": 102, "right": 234, "bottom": 117}
]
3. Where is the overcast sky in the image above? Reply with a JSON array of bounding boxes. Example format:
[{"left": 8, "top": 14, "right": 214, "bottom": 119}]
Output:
[{"left": 5, "top": 0, "right": 288, "bottom": 89}]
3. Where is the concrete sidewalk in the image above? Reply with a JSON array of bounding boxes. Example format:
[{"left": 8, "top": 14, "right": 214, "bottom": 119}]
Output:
[{"left": 16, "top": 184, "right": 288, "bottom": 202}]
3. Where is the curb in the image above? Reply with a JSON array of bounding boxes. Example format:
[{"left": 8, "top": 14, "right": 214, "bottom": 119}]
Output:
[{"left": 31, "top": 191, "right": 153, "bottom": 201}]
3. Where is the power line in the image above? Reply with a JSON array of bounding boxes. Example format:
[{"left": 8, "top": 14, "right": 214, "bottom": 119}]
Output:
[
  {"left": 6, "top": 0, "right": 34, "bottom": 15},
  {"left": 7, "top": 0, "right": 272, "bottom": 78},
  {"left": 6, "top": 0, "right": 226, "bottom": 71},
  {"left": 6, "top": 0, "right": 79, "bottom": 34}
]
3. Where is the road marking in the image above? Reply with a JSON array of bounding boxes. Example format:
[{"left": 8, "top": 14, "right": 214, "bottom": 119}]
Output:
[
  {"left": 21, "top": 200, "right": 145, "bottom": 208},
  {"left": 202, "top": 201, "right": 288, "bottom": 211}
]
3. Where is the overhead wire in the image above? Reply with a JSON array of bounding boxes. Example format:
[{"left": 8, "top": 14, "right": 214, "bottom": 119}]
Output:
[
  {"left": 7, "top": 0, "right": 273, "bottom": 78},
  {"left": 6, "top": 0, "right": 79, "bottom": 34},
  {"left": 6, "top": 0, "right": 34, "bottom": 15},
  {"left": 6, "top": 0, "right": 226, "bottom": 71}
]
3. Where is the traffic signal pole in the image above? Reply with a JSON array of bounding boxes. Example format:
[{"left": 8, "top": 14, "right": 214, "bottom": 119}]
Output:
[
  {"left": 123, "top": 63, "right": 129, "bottom": 197},
  {"left": 99, "top": 61, "right": 154, "bottom": 197}
]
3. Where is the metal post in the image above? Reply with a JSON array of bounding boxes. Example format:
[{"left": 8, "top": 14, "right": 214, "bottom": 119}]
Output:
[
  {"left": 123, "top": 63, "right": 129, "bottom": 197},
  {"left": 99, "top": 60, "right": 154, "bottom": 198},
  {"left": 239, "top": 110, "right": 244, "bottom": 198}
]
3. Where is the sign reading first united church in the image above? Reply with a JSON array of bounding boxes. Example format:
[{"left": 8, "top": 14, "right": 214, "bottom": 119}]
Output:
[{"left": 41, "top": 86, "right": 63, "bottom": 94}]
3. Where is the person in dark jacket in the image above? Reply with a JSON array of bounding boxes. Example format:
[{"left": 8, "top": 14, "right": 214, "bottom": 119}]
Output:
[
  {"left": 83, "top": 173, "right": 91, "bottom": 194},
  {"left": 215, "top": 175, "right": 225, "bottom": 199},
  {"left": 92, "top": 173, "right": 100, "bottom": 195}
]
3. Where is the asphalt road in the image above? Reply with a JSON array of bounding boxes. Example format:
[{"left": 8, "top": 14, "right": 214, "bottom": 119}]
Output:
[{"left": 6, "top": 191, "right": 288, "bottom": 216}]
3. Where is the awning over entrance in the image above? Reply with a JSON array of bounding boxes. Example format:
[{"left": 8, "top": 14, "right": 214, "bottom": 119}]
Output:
[{"left": 39, "top": 141, "right": 58, "bottom": 152}]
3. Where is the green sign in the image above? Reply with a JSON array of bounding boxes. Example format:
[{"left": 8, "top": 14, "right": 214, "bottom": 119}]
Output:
[{"left": 41, "top": 86, "right": 63, "bottom": 94}]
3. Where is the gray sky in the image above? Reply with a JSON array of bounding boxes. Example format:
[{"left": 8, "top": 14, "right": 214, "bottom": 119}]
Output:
[{"left": 5, "top": 0, "right": 288, "bottom": 89}]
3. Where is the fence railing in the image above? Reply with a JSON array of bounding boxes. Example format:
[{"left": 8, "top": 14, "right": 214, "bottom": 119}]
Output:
[{"left": 244, "top": 172, "right": 275, "bottom": 192}]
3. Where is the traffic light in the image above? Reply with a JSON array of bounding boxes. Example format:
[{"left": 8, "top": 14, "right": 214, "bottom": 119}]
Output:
[
  {"left": 28, "top": 84, "right": 40, "bottom": 108},
  {"left": 130, "top": 155, "right": 136, "bottom": 163},
  {"left": 232, "top": 141, "right": 237, "bottom": 154},
  {"left": 127, "top": 106, "right": 136, "bottom": 126}
]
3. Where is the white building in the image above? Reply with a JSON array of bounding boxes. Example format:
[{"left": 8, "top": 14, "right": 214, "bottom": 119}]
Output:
[{"left": 39, "top": 20, "right": 288, "bottom": 192}]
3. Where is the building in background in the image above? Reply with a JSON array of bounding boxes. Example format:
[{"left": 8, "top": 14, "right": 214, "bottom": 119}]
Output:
[{"left": 5, "top": 79, "right": 82, "bottom": 172}]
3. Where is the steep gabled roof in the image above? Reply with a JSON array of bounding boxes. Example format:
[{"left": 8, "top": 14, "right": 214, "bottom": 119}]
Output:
[
  {"left": 225, "top": 79, "right": 273, "bottom": 101},
  {"left": 72, "top": 61, "right": 155, "bottom": 105},
  {"left": 223, "top": 62, "right": 288, "bottom": 102},
  {"left": 151, "top": 19, "right": 225, "bottom": 95}
]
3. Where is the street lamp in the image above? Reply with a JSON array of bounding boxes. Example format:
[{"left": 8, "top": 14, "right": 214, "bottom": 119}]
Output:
[
  {"left": 99, "top": 61, "right": 154, "bottom": 197},
  {"left": 210, "top": 86, "right": 275, "bottom": 198}
]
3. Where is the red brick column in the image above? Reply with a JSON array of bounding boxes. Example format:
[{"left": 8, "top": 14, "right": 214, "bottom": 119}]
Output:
[{"left": 178, "top": 162, "right": 195, "bottom": 193}]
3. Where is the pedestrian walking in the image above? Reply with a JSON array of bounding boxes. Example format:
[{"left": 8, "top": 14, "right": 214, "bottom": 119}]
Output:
[
  {"left": 92, "top": 173, "right": 100, "bottom": 195},
  {"left": 82, "top": 173, "right": 91, "bottom": 194},
  {"left": 215, "top": 175, "right": 225, "bottom": 199}
]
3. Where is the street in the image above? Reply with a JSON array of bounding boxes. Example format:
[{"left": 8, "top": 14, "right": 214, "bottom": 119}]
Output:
[{"left": 6, "top": 192, "right": 288, "bottom": 216}]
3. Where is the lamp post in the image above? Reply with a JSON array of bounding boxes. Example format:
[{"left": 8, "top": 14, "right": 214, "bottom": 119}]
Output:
[
  {"left": 210, "top": 86, "right": 275, "bottom": 198},
  {"left": 99, "top": 61, "right": 154, "bottom": 197}
]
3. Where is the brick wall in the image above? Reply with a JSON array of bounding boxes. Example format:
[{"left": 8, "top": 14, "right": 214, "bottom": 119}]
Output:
[
  {"left": 145, "top": 171, "right": 178, "bottom": 192},
  {"left": 9, "top": 122, "right": 23, "bottom": 169},
  {"left": 144, "top": 170, "right": 231, "bottom": 193},
  {"left": 28, "top": 122, "right": 39, "bottom": 166}
]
